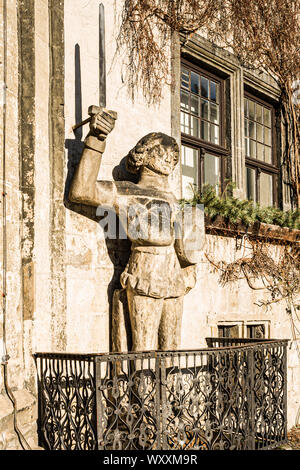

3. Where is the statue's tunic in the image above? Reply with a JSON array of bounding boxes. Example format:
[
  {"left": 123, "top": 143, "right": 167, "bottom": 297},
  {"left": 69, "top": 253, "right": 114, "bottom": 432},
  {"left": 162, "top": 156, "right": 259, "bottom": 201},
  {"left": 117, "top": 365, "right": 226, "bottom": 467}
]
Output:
[
  {"left": 120, "top": 245, "right": 187, "bottom": 299},
  {"left": 113, "top": 183, "right": 196, "bottom": 299}
]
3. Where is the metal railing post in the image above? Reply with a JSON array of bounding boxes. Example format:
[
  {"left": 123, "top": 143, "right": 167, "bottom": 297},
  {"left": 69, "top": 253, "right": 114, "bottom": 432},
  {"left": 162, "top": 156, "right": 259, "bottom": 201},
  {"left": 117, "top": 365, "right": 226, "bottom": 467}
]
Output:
[
  {"left": 159, "top": 353, "right": 167, "bottom": 450},
  {"left": 95, "top": 359, "right": 102, "bottom": 450},
  {"left": 283, "top": 342, "right": 288, "bottom": 443},
  {"left": 249, "top": 346, "right": 256, "bottom": 450},
  {"left": 35, "top": 357, "right": 45, "bottom": 449}
]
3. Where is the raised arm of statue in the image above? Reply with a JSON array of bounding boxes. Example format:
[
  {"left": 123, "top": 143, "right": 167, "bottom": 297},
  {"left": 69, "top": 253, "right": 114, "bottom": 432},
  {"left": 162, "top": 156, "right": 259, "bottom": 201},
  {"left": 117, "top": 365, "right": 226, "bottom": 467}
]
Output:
[{"left": 68, "top": 110, "right": 117, "bottom": 208}]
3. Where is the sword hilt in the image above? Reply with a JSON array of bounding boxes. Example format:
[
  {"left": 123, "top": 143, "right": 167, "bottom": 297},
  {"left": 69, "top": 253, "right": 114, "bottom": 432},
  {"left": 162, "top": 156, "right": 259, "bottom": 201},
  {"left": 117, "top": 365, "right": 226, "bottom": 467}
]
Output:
[{"left": 72, "top": 106, "right": 117, "bottom": 133}]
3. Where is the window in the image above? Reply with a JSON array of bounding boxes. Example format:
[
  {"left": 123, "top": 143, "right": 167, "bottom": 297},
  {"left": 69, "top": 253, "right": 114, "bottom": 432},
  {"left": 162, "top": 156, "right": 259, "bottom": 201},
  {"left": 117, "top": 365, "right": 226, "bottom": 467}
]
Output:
[
  {"left": 244, "top": 93, "right": 279, "bottom": 206},
  {"left": 218, "top": 324, "right": 239, "bottom": 338},
  {"left": 180, "top": 61, "right": 228, "bottom": 199},
  {"left": 247, "top": 324, "right": 265, "bottom": 340}
]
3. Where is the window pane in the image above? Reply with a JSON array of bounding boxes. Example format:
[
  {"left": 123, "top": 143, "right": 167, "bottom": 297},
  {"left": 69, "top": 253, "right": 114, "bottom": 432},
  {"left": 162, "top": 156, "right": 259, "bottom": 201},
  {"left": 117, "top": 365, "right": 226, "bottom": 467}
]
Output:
[
  {"left": 265, "top": 146, "right": 272, "bottom": 164},
  {"left": 246, "top": 167, "right": 256, "bottom": 202},
  {"left": 249, "top": 121, "right": 256, "bottom": 139},
  {"left": 181, "top": 67, "right": 189, "bottom": 89},
  {"left": 204, "top": 153, "right": 220, "bottom": 194},
  {"left": 180, "top": 90, "right": 189, "bottom": 111},
  {"left": 257, "top": 142, "right": 264, "bottom": 160},
  {"left": 257, "top": 123, "right": 263, "bottom": 143},
  {"left": 201, "top": 99, "right": 209, "bottom": 120},
  {"left": 191, "top": 71, "right": 200, "bottom": 94},
  {"left": 245, "top": 137, "right": 250, "bottom": 157},
  {"left": 182, "top": 145, "right": 198, "bottom": 198},
  {"left": 210, "top": 102, "right": 219, "bottom": 124},
  {"left": 260, "top": 172, "right": 273, "bottom": 207},
  {"left": 201, "top": 76, "right": 209, "bottom": 98},
  {"left": 190, "top": 95, "right": 199, "bottom": 115},
  {"left": 201, "top": 120, "right": 209, "bottom": 141},
  {"left": 249, "top": 100, "right": 255, "bottom": 120},
  {"left": 210, "top": 124, "right": 219, "bottom": 145},
  {"left": 247, "top": 324, "right": 265, "bottom": 339},
  {"left": 264, "top": 127, "right": 271, "bottom": 146},
  {"left": 191, "top": 116, "right": 200, "bottom": 138},
  {"left": 244, "top": 99, "right": 249, "bottom": 117},
  {"left": 264, "top": 108, "right": 271, "bottom": 127},
  {"left": 180, "top": 111, "right": 189, "bottom": 134},
  {"left": 245, "top": 120, "right": 249, "bottom": 137},
  {"left": 182, "top": 145, "right": 197, "bottom": 167},
  {"left": 250, "top": 140, "right": 256, "bottom": 158},
  {"left": 256, "top": 104, "right": 263, "bottom": 123},
  {"left": 210, "top": 81, "right": 219, "bottom": 103},
  {"left": 218, "top": 325, "right": 239, "bottom": 338}
]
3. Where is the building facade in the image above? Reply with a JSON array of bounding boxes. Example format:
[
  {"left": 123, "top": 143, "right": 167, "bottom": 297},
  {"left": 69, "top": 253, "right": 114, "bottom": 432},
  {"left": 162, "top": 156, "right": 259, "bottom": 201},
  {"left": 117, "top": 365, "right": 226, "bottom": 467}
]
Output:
[{"left": 0, "top": 0, "right": 299, "bottom": 449}]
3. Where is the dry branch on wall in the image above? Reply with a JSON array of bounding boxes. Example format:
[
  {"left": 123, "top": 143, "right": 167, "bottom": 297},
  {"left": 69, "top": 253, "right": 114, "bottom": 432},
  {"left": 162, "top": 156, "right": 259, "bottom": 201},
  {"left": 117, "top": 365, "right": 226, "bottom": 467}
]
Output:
[
  {"left": 116, "top": 0, "right": 300, "bottom": 207},
  {"left": 116, "top": 0, "right": 215, "bottom": 103},
  {"left": 205, "top": 238, "right": 300, "bottom": 345}
]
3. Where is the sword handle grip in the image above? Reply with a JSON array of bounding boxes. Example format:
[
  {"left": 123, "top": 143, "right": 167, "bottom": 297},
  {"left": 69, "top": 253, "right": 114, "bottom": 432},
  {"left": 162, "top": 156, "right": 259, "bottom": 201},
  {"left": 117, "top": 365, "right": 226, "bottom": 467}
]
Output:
[
  {"left": 88, "top": 105, "right": 117, "bottom": 140},
  {"left": 72, "top": 106, "right": 117, "bottom": 133},
  {"left": 88, "top": 105, "right": 117, "bottom": 121}
]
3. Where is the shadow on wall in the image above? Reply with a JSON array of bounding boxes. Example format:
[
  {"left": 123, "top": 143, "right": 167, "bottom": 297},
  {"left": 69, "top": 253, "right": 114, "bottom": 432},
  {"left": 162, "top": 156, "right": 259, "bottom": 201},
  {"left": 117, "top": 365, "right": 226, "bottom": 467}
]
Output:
[{"left": 64, "top": 43, "right": 135, "bottom": 351}]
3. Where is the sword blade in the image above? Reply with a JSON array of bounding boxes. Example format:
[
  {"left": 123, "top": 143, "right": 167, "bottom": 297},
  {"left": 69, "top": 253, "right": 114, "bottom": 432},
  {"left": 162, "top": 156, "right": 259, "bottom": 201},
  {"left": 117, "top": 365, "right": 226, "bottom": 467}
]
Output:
[{"left": 99, "top": 3, "right": 106, "bottom": 108}]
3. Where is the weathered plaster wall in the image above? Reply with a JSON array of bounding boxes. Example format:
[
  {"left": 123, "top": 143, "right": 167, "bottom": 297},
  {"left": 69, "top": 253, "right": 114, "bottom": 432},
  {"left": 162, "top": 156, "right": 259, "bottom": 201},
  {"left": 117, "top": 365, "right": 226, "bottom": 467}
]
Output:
[
  {"left": 33, "top": 0, "right": 52, "bottom": 356},
  {"left": 0, "top": 0, "right": 38, "bottom": 449},
  {"left": 0, "top": 0, "right": 23, "bottom": 393}
]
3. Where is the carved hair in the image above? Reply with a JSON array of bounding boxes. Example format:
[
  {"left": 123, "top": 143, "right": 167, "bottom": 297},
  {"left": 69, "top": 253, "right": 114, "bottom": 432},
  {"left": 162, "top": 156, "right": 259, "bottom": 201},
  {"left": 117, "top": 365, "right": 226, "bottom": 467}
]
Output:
[{"left": 126, "top": 132, "right": 179, "bottom": 174}]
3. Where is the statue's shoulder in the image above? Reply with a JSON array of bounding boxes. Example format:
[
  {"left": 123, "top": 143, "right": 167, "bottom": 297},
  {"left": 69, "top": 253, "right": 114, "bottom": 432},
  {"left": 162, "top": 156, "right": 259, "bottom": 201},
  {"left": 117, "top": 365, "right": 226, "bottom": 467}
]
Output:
[
  {"left": 114, "top": 181, "right": 178, "bottom": 202},
  {"left": 114, "top": 180, "right": 139, "bottom": 195},
  {"left": 96, "top": 180, "right": 135, "bottom": 195}
]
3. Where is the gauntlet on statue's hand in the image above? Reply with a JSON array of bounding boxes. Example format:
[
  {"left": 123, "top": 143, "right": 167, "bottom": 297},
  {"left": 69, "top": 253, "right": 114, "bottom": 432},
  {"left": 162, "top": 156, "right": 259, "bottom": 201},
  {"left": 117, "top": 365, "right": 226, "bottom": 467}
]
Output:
[{"left": 89, "top": 109, "right": 117, "bottom": 140}]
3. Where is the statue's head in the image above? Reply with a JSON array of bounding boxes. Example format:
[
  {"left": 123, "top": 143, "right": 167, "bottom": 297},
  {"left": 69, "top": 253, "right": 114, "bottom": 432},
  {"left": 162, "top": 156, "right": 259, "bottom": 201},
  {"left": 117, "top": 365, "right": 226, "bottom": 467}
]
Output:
[{"left": 126, "top": 132, "right": 179, "bottom": 176}]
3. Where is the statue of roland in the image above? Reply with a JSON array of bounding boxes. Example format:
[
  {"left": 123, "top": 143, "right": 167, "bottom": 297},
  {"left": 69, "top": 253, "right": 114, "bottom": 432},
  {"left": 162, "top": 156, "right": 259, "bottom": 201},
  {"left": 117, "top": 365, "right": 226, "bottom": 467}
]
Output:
[{"left": 68, "top": 109, "right": 198, "bottom": 352}]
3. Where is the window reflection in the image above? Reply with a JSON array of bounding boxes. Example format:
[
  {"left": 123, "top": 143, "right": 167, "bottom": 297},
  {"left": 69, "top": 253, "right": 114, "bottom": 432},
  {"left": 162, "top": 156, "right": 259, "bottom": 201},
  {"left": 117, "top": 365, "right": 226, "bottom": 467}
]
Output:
[
  {"left": 181, "top": 145, "right": 198, "bottom": 199},
  {"left": 260, "top": 173, "right": 273, "bottom": 207},
  {"left": 204, "top": 153, "right": 220, "bottom": 194},
  {"left": 181, "top": 64, "right": 224, "bottom": 197},
  {"left": 246, "top": 167, "right": 256, "bottom": 202},
  {"left": 244, "top": 97, "right": 272, "bottom": 163},
  {"left": 180, "top": 66, "right": 220, "bottom": 146}
]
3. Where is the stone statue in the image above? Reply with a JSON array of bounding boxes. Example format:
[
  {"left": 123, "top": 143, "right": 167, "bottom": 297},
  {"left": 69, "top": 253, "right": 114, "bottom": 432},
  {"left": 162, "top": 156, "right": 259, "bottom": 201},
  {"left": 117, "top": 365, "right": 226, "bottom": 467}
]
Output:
[{"left": 68, "top": 109, "right": 198, "bottom": 352}]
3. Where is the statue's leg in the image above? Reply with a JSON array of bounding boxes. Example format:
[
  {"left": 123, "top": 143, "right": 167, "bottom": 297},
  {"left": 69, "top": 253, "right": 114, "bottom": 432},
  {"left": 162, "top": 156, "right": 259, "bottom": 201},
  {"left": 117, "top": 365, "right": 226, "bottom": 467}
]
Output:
[
  {"left": 126, "top": 287, "right": 164, "bottom": 351},
  {"left": 158, "top": 296, "right": 183, "bottom": 350},
  {"left": 112, "top": 289, "right": 132, "bottom": 353}
]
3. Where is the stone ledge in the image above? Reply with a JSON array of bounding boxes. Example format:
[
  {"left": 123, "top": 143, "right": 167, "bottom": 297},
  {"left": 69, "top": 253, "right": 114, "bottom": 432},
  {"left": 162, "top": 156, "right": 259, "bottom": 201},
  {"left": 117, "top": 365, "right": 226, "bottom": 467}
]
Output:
[{"left": 205, "top": 215, "right": 300, "bottom": 244}]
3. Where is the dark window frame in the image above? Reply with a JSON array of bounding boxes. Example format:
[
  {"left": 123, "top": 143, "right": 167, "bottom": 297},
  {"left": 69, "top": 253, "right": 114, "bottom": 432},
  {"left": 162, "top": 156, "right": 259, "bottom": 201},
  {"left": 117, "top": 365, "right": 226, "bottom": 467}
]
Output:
[
  {"left": 181, "top": 59, "right": 230, "bottom": 195},
  {"left": 218, "top": 324, "right": 239, "bottom": 338},
  {"left": 244, "top": 90, "right": 279, "bottom": 206},
  {"left": 246, "top": 324, "right": 266, "bottom": 340}
]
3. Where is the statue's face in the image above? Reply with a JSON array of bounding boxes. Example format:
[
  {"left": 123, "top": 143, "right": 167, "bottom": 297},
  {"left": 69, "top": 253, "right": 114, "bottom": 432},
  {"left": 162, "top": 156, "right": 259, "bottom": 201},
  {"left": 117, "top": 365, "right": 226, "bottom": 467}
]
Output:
[{"left": 146, "top": 145, "right": 177, "bottom": 176}]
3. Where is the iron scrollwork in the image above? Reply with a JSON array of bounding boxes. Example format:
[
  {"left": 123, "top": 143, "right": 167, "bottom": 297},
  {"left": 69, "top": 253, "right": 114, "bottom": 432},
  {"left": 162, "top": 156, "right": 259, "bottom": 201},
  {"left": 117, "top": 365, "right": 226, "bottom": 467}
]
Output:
[{"left": 34, "top": 339, "right": 288, "bottom": 451}]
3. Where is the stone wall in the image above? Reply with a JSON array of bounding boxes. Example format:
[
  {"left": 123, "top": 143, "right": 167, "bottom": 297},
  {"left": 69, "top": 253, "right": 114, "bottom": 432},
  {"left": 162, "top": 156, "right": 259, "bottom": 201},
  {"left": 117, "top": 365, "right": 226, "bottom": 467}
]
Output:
[
  {"left": 0, "top": 0, "right": 299, "bottom": 449},
  {"left": 0, "top": 0, "right": 38, "bottom": 449}
]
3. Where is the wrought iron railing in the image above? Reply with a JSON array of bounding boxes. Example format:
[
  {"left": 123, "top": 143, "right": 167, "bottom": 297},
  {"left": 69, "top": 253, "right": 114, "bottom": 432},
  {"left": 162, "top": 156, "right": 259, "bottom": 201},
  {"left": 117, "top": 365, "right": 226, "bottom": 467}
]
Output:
[{"left": 34, "top": 338, "right": 288, "bottom": 451}]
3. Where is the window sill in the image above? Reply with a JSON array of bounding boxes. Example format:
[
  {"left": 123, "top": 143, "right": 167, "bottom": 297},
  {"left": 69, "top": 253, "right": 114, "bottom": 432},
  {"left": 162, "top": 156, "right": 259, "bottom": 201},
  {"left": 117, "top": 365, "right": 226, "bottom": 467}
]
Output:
[{"left": 205, "top": 215, "right": 300, "bottom": 244}]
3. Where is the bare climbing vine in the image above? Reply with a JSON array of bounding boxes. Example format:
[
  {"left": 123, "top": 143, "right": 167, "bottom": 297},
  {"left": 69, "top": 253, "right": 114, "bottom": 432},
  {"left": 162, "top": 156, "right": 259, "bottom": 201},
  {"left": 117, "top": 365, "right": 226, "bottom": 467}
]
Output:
[
  {"left": 116, "top": 0, "right": 300, "bottom": 207},
  {"left": 205, "top": 237, "right": 300, "bottom": 353}
]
